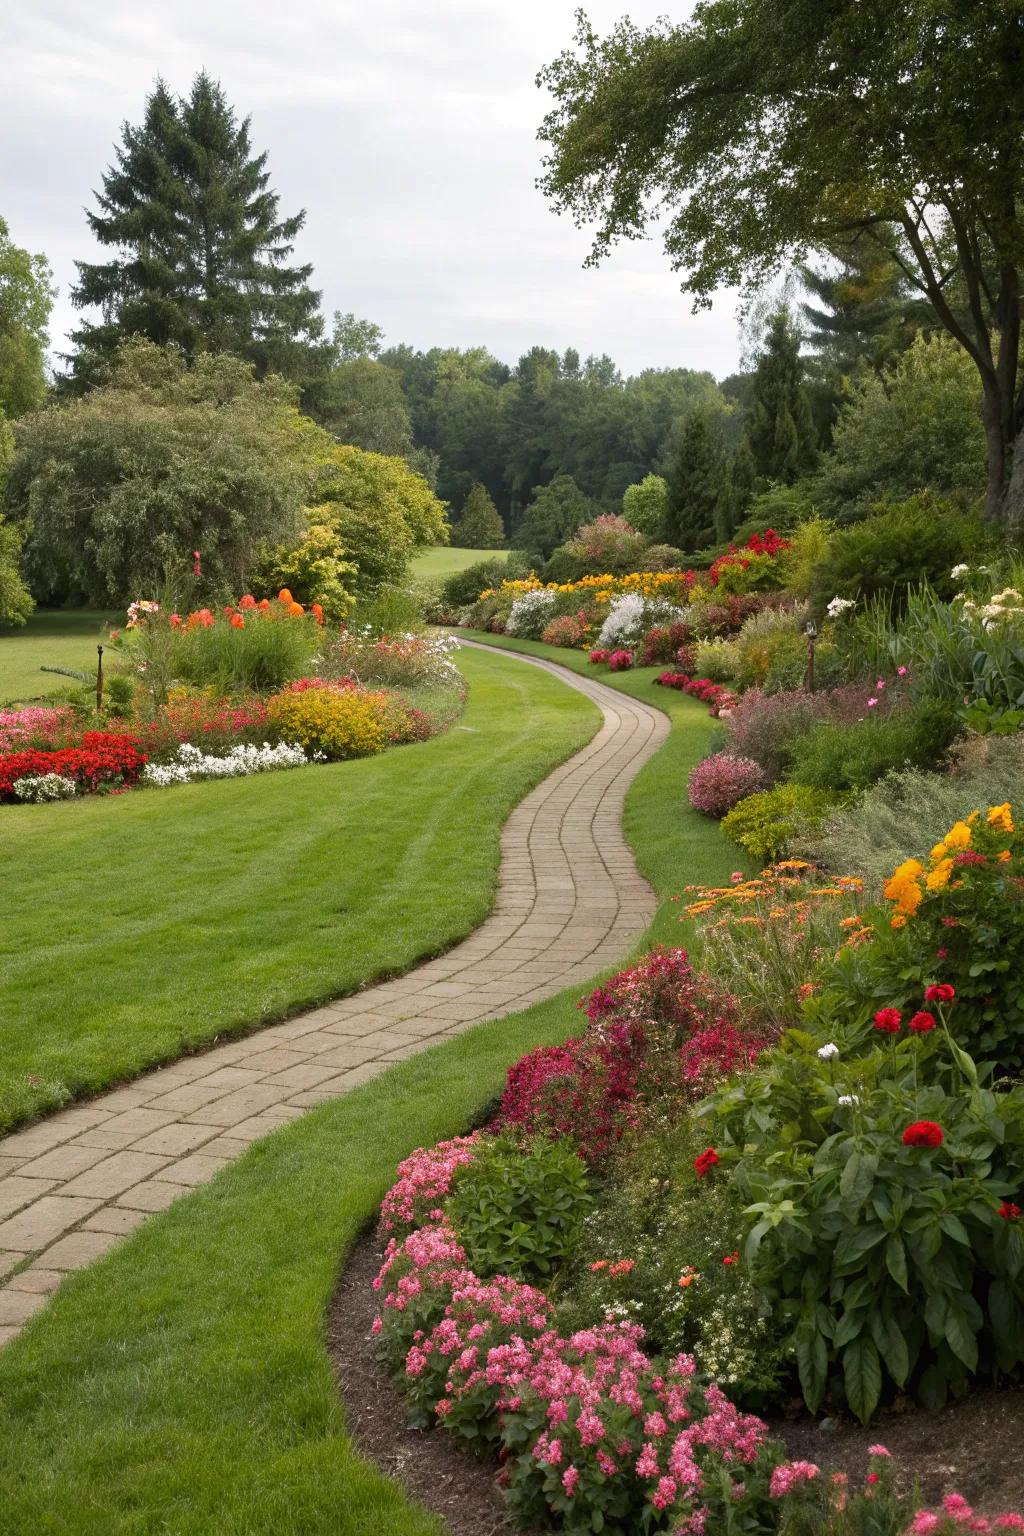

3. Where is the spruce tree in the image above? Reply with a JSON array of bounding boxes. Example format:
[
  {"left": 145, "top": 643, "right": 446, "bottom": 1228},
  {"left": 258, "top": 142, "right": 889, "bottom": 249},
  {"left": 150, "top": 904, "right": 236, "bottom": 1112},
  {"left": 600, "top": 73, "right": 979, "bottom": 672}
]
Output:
[
  {"left": 453, "top": 483, "right": 505, "bottom": 548},
  {"left": 69, "top": 73, "right": 323, "bottom": 382},
  {"left": 665, "top": 401, "right": 726, "bottom": 552},
  {"left": 741, "top": 310, "right": 817, "bottom": 485}
]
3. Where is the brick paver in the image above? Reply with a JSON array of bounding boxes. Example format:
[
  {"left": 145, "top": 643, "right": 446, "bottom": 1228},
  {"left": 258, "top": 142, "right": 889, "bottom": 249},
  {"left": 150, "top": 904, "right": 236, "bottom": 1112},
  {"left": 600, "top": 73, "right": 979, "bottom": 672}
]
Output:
[{"left": 0, "top": 646, "right": 668, "bottom": 1344}]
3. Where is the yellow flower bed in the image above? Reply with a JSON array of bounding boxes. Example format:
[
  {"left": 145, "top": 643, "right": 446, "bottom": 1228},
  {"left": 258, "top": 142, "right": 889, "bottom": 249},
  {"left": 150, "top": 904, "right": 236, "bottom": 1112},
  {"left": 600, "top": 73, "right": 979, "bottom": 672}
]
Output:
[
  {"left": 883, "top": 803, "right": 1017, "bottom": 928},
  {"left": 477, "top": 570, "right": 693, "bottom": 604},
  {"left": 266, "top": 684, "right": 389, "bottom": 760}
]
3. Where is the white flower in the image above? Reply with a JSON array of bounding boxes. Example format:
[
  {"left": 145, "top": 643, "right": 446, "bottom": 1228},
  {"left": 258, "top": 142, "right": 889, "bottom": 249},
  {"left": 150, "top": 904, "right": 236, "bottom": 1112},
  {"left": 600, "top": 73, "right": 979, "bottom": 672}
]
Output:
[
  {"left": 505, "top": 589, "right": 557, "bottom": 636},
  {"left": 950, "top": 563, "right": 970, "bottom": 580},
  {"left": 143, "top": 740, "right": 312, "bottom": 788},
  {"left": 838, "top": 1094, "right": 859, "bottom": 1107},
  {"left": 12, "top": 773, "right": 77, "bottom": 803},
  {"left": 825, "top": 595, "right": 856, "bottom": 619},
  {"left": 817, "top": 1042, "right": 839, "bottom": 1061}
]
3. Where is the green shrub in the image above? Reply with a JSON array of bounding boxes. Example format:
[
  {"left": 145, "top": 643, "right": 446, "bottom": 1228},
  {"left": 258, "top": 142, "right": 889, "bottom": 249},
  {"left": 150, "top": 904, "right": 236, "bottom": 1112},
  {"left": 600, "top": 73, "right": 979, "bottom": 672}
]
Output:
[
  {"left": 174, "top": 607, "right": 320, "bottom": 693},
  {"left": 440, "top": 557, "right": 512, "bottom": 609},
  {"left": 693, "top": 638, "right": 741, "bottom": 682},
  {"left": 721, "top": 784, "right": 844, "bottom": 863},
  {"left": 786, "top": 700, "right": 958, "bottom": 793},
  {"left": 809, "top": 493, "right": 984, "bottom": 616},
  {"left": 554, "top": 1122, "right": 790, "bottom": 1408},
  {"left": 349, "top": 583, "right": 425, "bottom": 637},
  {"left": 447, "top": 1135, "right": 593, "bottom": 1281}
]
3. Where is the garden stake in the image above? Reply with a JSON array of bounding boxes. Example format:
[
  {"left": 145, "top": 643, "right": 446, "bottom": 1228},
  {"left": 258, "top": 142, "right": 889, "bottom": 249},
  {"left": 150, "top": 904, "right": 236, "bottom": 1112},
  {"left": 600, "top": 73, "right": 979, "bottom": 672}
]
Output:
[
  {"left": 804, "top": 620, "right": 817, "bottom": 693},
  {"left": 96, "top": 643, "right": 104, "bottom": 714}
]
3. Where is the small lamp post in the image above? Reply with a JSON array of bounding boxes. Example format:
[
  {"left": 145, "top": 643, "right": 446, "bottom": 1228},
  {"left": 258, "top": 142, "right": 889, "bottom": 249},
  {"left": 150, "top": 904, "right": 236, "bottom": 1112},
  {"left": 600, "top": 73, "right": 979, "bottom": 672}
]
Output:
[
  {"left": 804, "top": 620, "right": 817, "bottom": 693},
  {"left": 96, "top": 644, "right": 104, "bottom": 715}
]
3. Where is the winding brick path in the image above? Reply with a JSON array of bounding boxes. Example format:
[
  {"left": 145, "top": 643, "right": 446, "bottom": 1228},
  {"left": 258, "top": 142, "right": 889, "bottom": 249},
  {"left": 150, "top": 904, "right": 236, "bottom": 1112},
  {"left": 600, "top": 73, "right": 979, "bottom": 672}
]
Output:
[{"left": 0, "top": 646, "right": 668, "bottom": 1345}]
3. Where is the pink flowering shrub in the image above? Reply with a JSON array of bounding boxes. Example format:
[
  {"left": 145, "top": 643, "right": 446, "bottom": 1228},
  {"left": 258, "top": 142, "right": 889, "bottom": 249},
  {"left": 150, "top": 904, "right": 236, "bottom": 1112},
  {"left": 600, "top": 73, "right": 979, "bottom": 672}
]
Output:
[
  {"left": 607, "top": 648, "right": 634, "bottom": 671},
  {"left": 491, "top": 949, "right": 767, "bottom": 1167},
  {"left": 687, "top": 752, "right": 767, "bottom": 818},
  {"left": 588, "top": 648, "right": 611, "bottom": 665},
  {"left": 541, "top": 611, "right": 591, "bottom": 648},
  {"left": 0, "top": 706, "right": 78, "bottom": 751},
  {"left": 377, "top": 1134, "right": 480, "bottom": 1235},
  {"left": 654, "top": 672, "right": 741, "bottom": 717}
]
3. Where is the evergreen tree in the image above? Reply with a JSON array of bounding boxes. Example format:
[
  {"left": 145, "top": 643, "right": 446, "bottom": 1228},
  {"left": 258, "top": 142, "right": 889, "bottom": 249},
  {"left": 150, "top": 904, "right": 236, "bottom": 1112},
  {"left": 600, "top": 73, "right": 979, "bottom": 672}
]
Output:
[
  {"left": 452, "top": 482, "right": 505, "bottom": 548},
  {"left": 739, "top": 310, "right": 818, "bottom": 485},
  {"left": 666, "top": 402, "right": 726, "bottom": 551},
  {"left": 68, "top": 73, "right": 323, "bottom": 383}
]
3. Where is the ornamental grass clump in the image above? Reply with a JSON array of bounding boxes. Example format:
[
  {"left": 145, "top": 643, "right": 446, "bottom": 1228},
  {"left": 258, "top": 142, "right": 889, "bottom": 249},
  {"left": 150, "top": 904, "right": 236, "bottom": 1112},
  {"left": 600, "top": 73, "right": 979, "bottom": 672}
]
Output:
[{"left": 687, "top": 752, "right": 766, "bottom": 818}]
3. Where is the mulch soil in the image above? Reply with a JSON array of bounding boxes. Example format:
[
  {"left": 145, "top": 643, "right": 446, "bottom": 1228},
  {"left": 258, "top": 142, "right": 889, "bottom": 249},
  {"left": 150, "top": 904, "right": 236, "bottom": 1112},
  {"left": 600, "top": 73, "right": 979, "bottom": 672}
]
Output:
[{"left": 329, "top": 1233, "right": 1024, "bottom": 1534}]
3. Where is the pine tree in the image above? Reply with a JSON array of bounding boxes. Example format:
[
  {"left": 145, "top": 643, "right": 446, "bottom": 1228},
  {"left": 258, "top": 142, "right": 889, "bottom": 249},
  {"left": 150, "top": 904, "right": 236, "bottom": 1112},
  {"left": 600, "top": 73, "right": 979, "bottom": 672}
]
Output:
[
  {"left": 741, "top": 310, "right": 817, "bottom": 485},
  {"left": 68, "top": 73, "right": 323, "bottom": 382},
  {"left": 666, "top": 402, "right": 726, "bottom": 552},
  {"left": 452, "top": 483, "right": 505, "bottom": 548}
]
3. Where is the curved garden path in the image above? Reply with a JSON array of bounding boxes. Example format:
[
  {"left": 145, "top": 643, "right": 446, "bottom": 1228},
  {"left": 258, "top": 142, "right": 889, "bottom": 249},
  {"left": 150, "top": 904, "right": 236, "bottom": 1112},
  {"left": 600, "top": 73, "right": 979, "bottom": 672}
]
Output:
[{"left": 0, "top": 644, "right": 668, "bottom": 1345}]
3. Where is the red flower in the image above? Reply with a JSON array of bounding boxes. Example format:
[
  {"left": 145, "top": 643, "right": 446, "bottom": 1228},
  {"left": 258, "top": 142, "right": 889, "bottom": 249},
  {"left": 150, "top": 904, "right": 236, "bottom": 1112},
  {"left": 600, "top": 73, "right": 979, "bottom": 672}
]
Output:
[
  {"left": 908, "top": 1011, "right": 936, "bottom": 1033},
  {"left": 693, "top": 1147, "right": 719, "bottom": 1178},
  {"left": 998, "top": 1201, "right": 1022, "bottom": 1221},
  {"left": 924, "top": 984, "right": 955, "bottom": 1003},
  {"left": 902, "top": 1121, "right": 944, "bottom": 1149},
  {"left": 723, "top": 1250, "right": 739, "bottom": 1266},
  {"left": 873, "top": 1008, "right": 902, "bottom": 1033},
  {"left": 230, "top": 613, "right": 245, "bottom": 629}
]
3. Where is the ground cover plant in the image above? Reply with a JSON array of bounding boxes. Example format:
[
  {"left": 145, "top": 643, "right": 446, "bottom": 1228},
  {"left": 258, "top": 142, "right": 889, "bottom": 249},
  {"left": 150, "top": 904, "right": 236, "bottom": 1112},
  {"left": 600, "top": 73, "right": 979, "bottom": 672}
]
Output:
[{"left": 0, "top": 644, "right": 599, "bottom": 1129}]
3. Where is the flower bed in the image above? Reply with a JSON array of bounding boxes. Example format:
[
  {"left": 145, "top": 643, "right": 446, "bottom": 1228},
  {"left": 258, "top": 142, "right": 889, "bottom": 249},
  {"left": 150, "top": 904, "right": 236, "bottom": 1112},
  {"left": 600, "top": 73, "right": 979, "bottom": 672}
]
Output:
[{"left": 0, "top": 732, "right": 147, "bottom": 801}]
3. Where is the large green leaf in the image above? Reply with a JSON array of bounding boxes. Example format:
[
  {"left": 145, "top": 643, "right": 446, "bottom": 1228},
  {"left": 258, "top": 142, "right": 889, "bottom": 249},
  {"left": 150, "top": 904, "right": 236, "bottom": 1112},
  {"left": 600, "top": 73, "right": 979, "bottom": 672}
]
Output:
[
  {"left": 840, "top": 1151, "right": 878, "bottom": 1213},
  {"left": 885, "top": 1233, "right": 908, "bottom": 1292},
  {"left": 843, "top": 1336, "right": 882, "bottom": 1424}
]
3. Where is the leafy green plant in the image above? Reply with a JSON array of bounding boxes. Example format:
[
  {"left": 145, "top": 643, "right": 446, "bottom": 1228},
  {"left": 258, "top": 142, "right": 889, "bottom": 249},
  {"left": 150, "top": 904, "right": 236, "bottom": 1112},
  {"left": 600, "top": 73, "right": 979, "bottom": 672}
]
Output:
[
  {"left": 447, "top": 1134, "right": 593, "bottom": 1280},
  {"left": 703, "top": 1028, "right": 1024, "bottom": 1422},
  {"left": 440, "top": 557, "right": 514, "bottom": 610},
  {"left": 785, "top": 701, "right": 957, "bottom": 793},
  {"left": 721, "top": 783, "right": 844, "bottom": 863}
]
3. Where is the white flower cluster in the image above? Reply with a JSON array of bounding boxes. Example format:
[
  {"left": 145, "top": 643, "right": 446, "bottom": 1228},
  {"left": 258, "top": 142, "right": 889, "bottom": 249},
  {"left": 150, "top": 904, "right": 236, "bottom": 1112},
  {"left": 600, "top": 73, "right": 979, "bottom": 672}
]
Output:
[
  {"left": 505, "top": 589, "right": 558, "bottom": 637},
  {"left": 959, "top": 587, "right": 1024, "bottom": 629},
  {"left": 596, "top": 593, "right": 686, "bottom": 649},
  {"left": 143, "top": 741, "right": 314, "bottom": 788},
  {"left": 950, "top": 563, "right": 971, "bottom": 580},
  {"left": 12, "top": 773, "right": 78, "bottom": 803},
  {"left": 825, "top": 595, "right": 856, "bottom": 619}
]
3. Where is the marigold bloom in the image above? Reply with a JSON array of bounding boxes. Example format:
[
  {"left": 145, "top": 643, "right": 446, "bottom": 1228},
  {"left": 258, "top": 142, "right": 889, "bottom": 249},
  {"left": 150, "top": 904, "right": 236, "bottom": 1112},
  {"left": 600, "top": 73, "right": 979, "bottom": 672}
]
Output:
[
  {"left": 944, "top": 820, "right": 973, "bottom": 849},
  {"left": 278, "top": 588, "right": 293, "bottom": 603},
  {"left": 988, "top": 802, "right": 1015, "bottom": 834},
  {"left": 902, "top": 1120, "right": 944, "bottom": 1148},
  {"left": 926, "top": 858, "right": 953, "bottom": 892},
  {"left": 288, "top": 601, "right": 305, "bottom": 617}
]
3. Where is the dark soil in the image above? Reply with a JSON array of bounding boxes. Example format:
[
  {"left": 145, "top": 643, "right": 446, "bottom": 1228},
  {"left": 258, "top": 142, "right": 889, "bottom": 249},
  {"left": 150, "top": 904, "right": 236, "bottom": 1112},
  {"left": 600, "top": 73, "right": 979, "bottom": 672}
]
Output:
[
  {"left": 327, "top": 1233, "right": 525, "bottom": 1536},
  {"left": 771, "top": 1385, "right": 1024, "bottom": 1511},
  {"left": 329, "top": 1234, "right": 1024, "bottom": 1532}
]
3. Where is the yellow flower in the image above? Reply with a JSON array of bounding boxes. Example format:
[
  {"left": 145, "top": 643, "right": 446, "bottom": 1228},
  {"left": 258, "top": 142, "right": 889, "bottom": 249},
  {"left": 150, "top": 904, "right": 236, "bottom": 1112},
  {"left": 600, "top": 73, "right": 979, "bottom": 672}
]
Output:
[
  {"left": 891, "top": 915, "right": 908, "bottom": 929},
  {"left": 925, "top": 858, "right": 953, "bottom": 892},
  {"left": 988, "top": 802, "right": 1015, "bottom": 834},
  {"left": 998, "top": 849, "right": 1013, "bottom": 863},
  {"left": 930, "top": 841, "right": 948, "bottom": 863},
  {"left": 839, "top": 915, "right": 862, "bottom": 930},
  {"left": 944, "top": 821, "right": 973, "bottom": 849}
]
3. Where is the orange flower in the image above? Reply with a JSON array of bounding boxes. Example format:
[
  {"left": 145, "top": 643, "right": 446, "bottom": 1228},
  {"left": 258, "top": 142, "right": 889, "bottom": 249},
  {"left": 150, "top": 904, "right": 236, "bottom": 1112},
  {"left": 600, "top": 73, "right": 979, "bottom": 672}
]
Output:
[
  {"left": 288, "top": 601, "right": 304, "bottom": 617},
  {"left": 258, "top": 598, "right": 271, "bottom": 612},
  {"left": 239, "top": 593, "right": 257, "bottom": 611},
  {"left": 278, "top": 588, "right": 294, "bottom": 604},
  {"left": 311, "top": 602, "right": 324, "bottom": 624},
  {"left": 891, "top": 915, "right": 907, "bottom": 929},
  {"left": 998, "top": 849, "right": 1013, "bottom": 863},
  {"left": 230, "top": 613, "right": 245, "bottom": 629}
]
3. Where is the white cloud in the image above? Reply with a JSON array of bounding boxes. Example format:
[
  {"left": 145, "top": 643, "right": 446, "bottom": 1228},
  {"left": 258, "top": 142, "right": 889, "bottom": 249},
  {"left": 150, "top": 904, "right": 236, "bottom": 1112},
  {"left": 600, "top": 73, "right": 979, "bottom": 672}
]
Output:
[{"left": 0, "top": 0, "right": 742, "bottom": 377}]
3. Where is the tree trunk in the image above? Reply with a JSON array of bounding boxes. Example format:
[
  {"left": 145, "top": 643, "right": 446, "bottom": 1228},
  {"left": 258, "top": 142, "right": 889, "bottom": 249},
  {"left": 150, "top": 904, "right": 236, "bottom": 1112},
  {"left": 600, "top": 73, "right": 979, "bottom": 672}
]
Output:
[
  {"left": 1003, "top": 424, "right": 1024, "bottom": 540},
  {"left": 981, "top": 383, "right": 1008, "bottom": 525}
]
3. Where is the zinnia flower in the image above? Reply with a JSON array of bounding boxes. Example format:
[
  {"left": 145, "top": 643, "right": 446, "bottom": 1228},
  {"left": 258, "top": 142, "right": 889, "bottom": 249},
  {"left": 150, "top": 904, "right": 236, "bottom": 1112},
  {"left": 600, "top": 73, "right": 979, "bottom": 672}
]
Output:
[
  {"left": 924, "top": 983, "right": 955, "bottom": 1003},
  {"left": 908, "top": 1011, "right": 936, "bottom": 1033},
  {"left": 998, "top": 1201, "right": 1022, "bottom": 1221},
  {"left": 903, "top": 1120, "right": 944, "bottom": 1148},
  {"left": 873, "top": 1008, "right": 902, "bottom": 1033}
]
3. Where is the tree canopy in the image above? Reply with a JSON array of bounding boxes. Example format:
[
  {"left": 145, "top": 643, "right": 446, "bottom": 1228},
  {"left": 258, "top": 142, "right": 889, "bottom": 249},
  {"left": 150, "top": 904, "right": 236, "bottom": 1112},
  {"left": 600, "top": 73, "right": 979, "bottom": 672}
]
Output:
[
  {"left": 69, "top": 73, "right": 323, "bottom": 385},
  {"left": 538, "top": 3, "right": 1024, "bottom": 526},
  {"left": 0, "top": 216, "right": 54, "bottom": 418}
]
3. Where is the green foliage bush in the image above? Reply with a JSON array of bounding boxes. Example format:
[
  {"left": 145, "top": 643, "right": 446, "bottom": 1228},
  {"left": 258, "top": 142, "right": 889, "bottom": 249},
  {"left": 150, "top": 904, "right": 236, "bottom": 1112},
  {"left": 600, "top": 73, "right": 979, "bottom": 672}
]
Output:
[
  {"left": 554, "top": 1123, "right": 790, "bottom": 1407},
  {"left": 809, "top": 492, "right": 983, "bottom": 616},
  {"left": 447, "top": 1135, "right": 593, "bottom": 1281},
  {"left": 0, "top": 508, "right": 33, "bottom": 627},
  {"left": 440, "top": 557, "right": 512, "bottom": 609},
  {"left": 721, "top": 784, "right": 844, "bottom": 863},
  {"left": 174, "top": 609, "right": 321, "bottom": 693},
  {"left": 785, "top": 701, "right": 958, "bottom": 793},
  {"left": 349, "top": 584, "right": 425, "bottom": 637},
  {"left": 251, "top": 521, "right": 356, "bottom": 621}
]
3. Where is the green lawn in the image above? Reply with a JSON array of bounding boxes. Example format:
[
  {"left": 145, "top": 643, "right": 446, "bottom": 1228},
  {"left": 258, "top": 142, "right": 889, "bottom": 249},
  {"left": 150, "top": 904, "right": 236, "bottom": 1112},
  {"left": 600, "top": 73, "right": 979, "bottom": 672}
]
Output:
[
  {"left": 0, "top": 638, "right": 734, "bottom": 1534},
  {"left": 411, "top": 546, "right": 509, "bottom": 581},
  {"left": 0, "top": 644, "right": 599, "bottom": 1131},
  {"left": 0, "top": 610, "right": 118, "bottom": 705}
]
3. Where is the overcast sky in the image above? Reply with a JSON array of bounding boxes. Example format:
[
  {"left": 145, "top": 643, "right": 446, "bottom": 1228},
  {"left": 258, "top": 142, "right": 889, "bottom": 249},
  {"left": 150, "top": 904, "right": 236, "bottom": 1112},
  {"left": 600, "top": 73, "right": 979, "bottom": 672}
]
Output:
[{"left": 1, "top": 0, "right": 743, "bottom": 379}]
